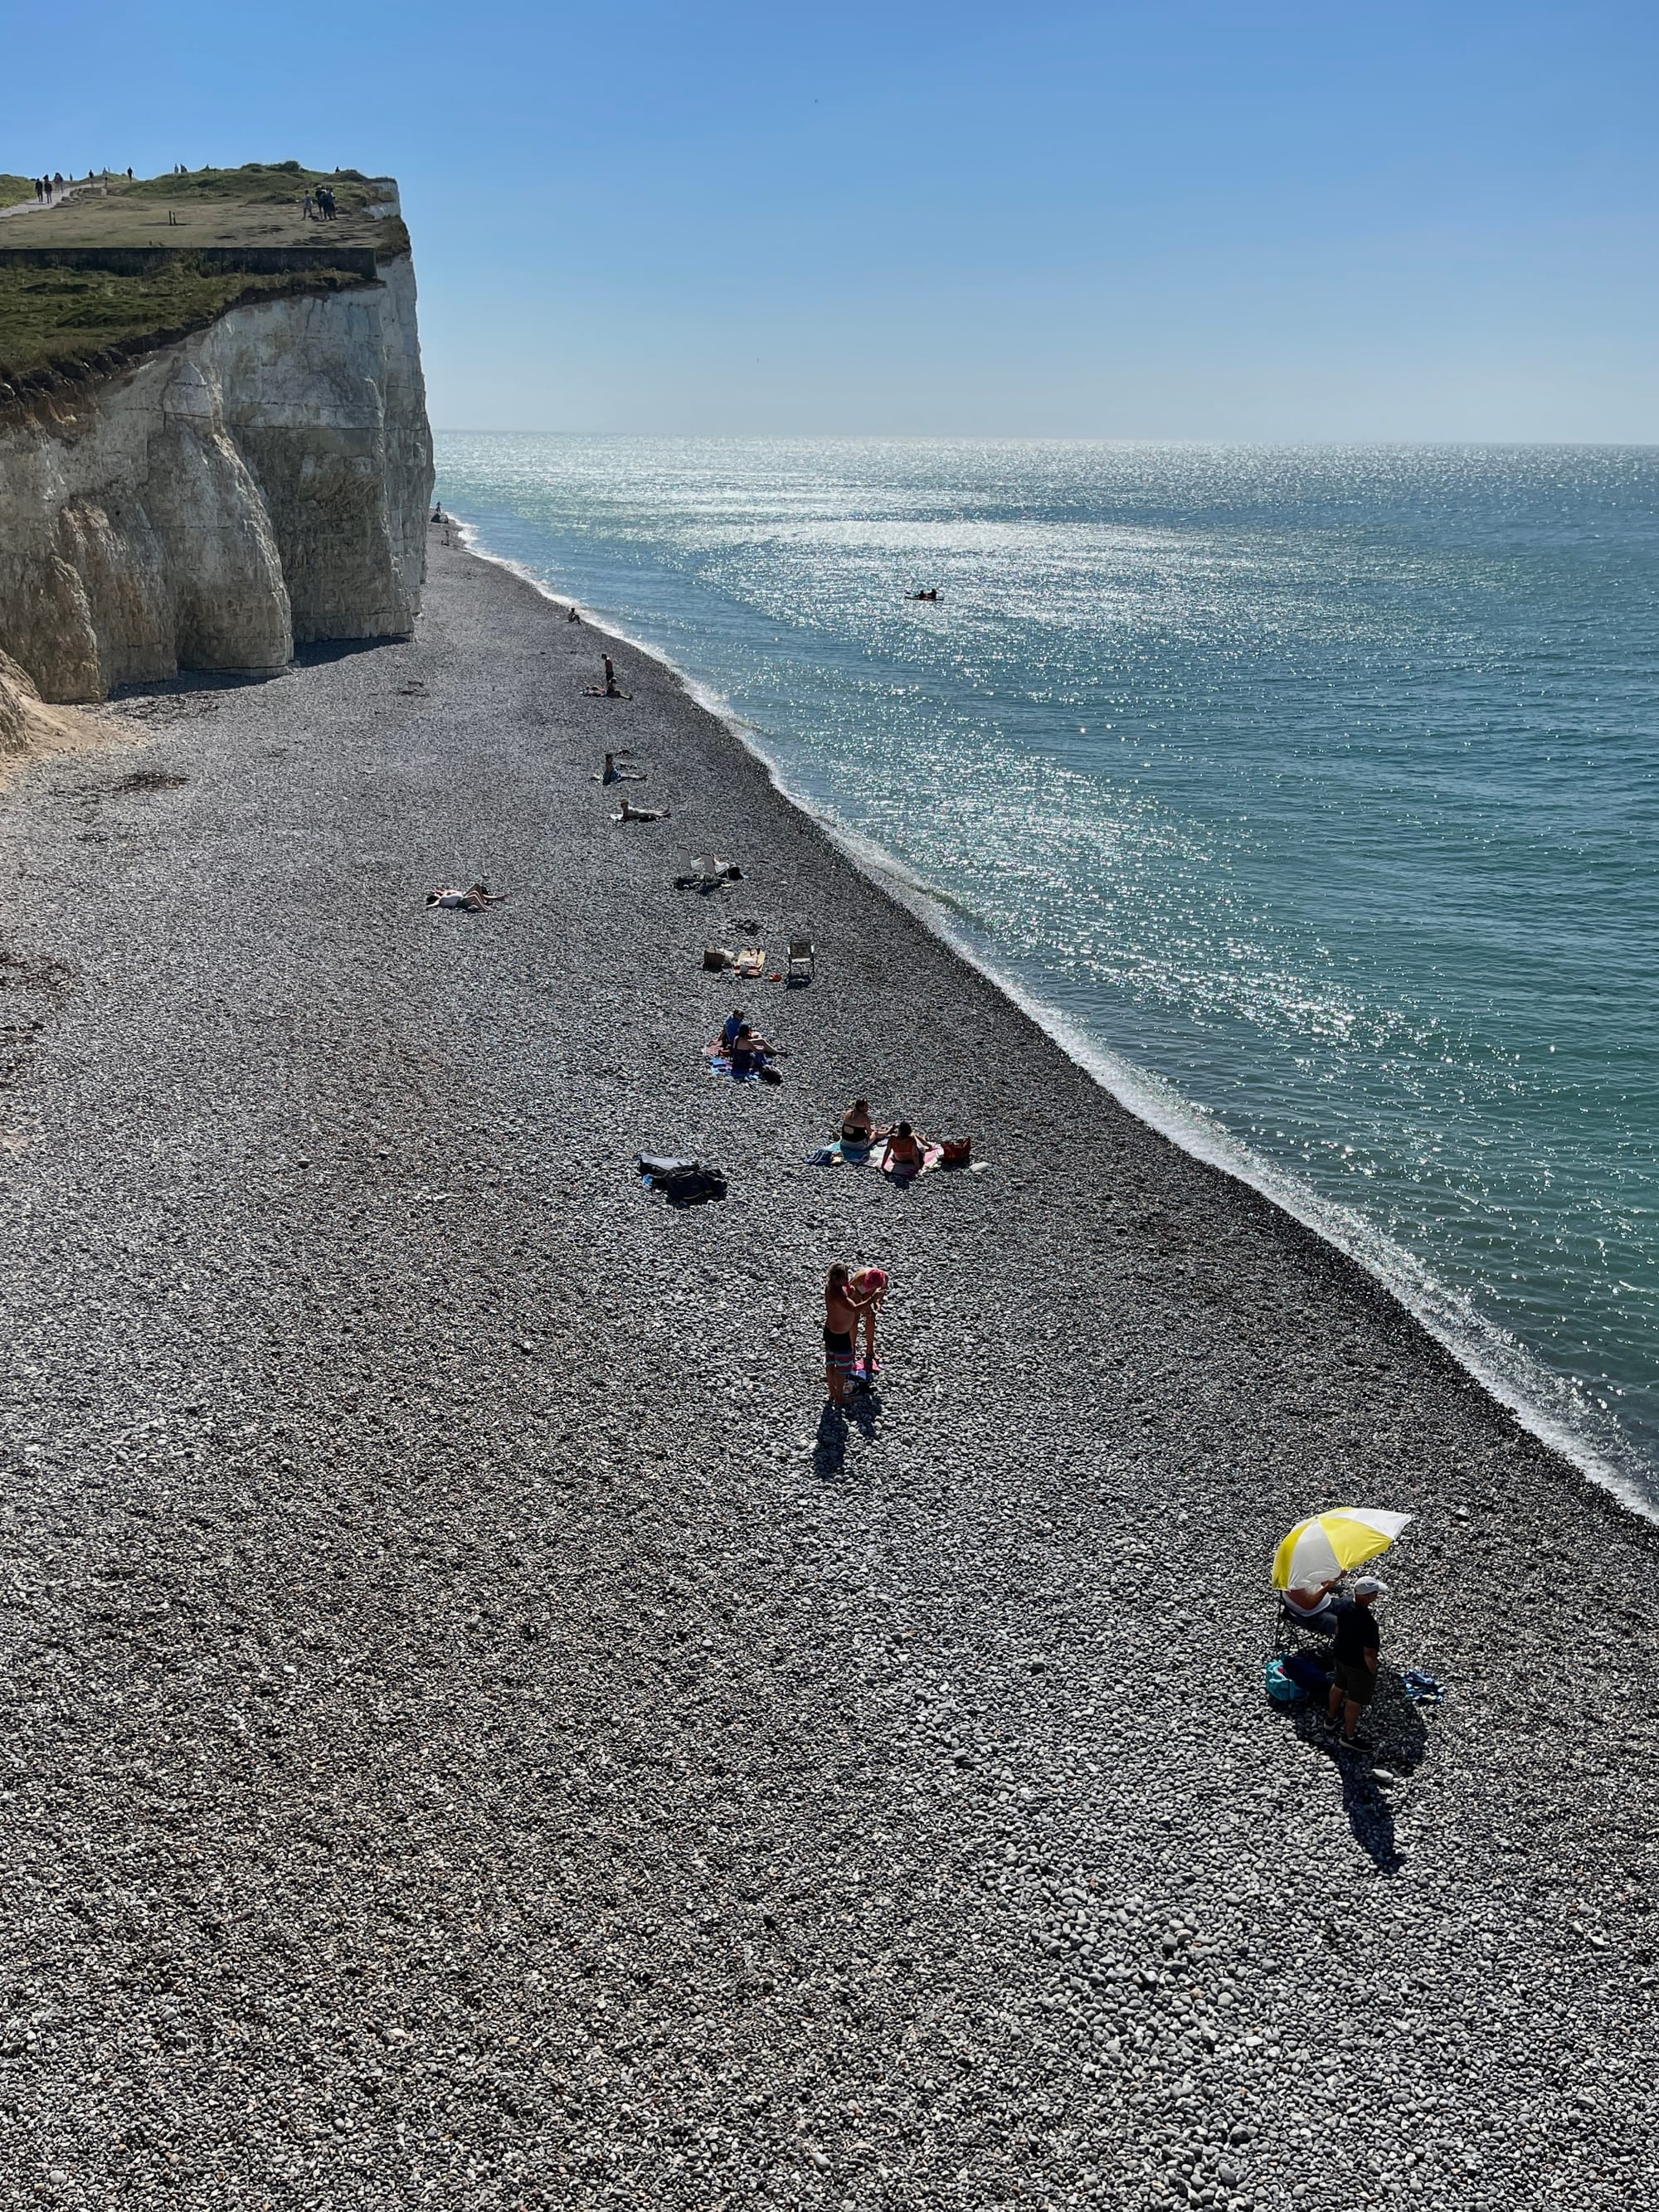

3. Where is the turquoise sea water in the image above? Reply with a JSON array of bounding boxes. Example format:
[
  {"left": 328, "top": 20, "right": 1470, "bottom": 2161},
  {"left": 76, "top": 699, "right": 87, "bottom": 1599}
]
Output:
[{"left": 434, "top": 438, "right": 1659, "bottom": 1503}]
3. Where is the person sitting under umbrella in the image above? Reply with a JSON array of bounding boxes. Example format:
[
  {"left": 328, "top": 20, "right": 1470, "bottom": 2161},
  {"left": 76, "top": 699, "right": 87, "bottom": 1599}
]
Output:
[
  {"left": 1272, "top": 1505, "right": 1410, "bottom": 1645},
  {"left": 1282, "top": 1573, "right": 1344, "bottom": 1638}
]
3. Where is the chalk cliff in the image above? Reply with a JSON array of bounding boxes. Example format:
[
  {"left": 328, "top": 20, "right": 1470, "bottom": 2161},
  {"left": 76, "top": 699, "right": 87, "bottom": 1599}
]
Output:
[{"left": 0, "top": 255, "right": 432, "bottom": 705}]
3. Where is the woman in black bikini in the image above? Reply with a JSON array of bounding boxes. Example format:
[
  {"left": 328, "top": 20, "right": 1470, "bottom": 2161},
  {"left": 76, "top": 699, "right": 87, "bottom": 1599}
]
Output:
[{"left": 839, "top": 1097, "right": 885, "bottom": 1150}]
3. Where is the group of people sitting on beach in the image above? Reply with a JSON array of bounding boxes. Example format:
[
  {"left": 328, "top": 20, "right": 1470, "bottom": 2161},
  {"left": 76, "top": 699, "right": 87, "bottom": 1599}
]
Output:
[
  {"left": 838, "top": 1097, "right": 934, "bottom": 1174},
  {"left": 713, "top": 1008, "right": 783, "bottom": 1081}
]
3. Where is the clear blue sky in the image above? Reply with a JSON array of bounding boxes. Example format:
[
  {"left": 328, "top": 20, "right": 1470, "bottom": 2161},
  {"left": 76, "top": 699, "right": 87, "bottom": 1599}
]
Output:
[{"left": 13, "top": 2, "right": 1659, "bottom": 439}]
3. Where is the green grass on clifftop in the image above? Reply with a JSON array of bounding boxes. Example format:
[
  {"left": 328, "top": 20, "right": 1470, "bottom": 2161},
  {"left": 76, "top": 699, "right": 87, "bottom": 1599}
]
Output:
[
  {"left": 0, "top": 176, "right": 36, "bottom": 207},
  {"left": 0, "top": 260, "right": 372, "bottom": 383},
  {"left": 122, "top": 163, "right": 387, "bottom": 214}
]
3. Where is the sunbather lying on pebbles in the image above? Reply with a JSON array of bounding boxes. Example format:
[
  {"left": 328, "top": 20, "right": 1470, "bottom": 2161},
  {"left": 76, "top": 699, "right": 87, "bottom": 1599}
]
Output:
[
  {"left": 426, "top": 882, "right": 508, "bottom": 912},
  {"left": 615, "top": 799, "right": 671, "bottom": 823}
]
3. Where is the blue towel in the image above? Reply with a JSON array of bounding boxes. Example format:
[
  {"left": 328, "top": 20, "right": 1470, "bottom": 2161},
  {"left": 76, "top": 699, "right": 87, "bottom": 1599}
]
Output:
[{"left": 1401, "top": 1669, "right": 1444, "bottom": 1704}]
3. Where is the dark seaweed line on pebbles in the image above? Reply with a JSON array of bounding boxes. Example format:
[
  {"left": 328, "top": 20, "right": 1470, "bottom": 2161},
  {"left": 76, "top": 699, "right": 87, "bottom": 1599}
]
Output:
[{"left": 0, "top": 535, "right": 1655, "bottom": 2209}]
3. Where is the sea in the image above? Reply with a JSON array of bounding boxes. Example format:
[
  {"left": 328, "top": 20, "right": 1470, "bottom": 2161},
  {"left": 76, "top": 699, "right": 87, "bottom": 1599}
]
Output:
[{"left": 433, "top": 437, "right": 1659, "bottom": 1507}]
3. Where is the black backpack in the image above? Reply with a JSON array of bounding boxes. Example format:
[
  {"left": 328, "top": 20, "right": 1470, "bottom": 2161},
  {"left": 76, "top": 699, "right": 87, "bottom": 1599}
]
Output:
[{"left": 637, "top": 1155, "right": 727, "bottom": 1205}]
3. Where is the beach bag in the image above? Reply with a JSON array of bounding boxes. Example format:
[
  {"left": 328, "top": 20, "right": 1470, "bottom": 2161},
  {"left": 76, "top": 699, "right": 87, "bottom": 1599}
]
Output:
[
  {"left": 1263, "top": 1657, "right": 1301, "bottom": 1705},
  {"left": 1282, "top": 1651, "right": 1333, "bottom": 1698},
  {"left": 659, "top": 1164, "right": 727, "bottom": 1205},
  {"left": 941, "top": 1136, "right": 972, "bottom": 1167},
  {"left": 638, "top": 1153, "right": 699, "bottom": 1180}
]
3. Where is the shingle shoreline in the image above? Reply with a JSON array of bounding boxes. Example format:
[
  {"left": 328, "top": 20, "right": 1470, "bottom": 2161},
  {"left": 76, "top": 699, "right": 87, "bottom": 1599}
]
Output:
[{"left": 0, "top": 534, "right": 1654, "bottom": 2208}]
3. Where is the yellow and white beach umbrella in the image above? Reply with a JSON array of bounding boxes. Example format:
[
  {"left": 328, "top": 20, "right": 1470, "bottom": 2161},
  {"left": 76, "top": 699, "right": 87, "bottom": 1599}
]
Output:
[{"left": 1272, "top": 1508, "right": 1412, "bottom": 1592}]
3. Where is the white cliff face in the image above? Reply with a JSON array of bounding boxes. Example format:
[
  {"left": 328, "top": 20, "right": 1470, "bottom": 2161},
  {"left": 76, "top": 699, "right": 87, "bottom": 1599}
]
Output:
[{"left": 0, "top": 255, "right": 433, "bottom": 703}]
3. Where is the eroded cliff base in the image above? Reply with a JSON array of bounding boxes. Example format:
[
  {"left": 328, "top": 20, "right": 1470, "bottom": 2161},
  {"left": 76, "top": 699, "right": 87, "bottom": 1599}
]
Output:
[{"left": 0, "top": 646, "right": 105, "bottom": 773}]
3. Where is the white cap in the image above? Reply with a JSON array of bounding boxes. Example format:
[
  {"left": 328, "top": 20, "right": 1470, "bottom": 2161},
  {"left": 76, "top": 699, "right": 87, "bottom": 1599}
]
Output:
[{"left": 1353, "top": 1576, "right": 1389, "bottom": 1599}]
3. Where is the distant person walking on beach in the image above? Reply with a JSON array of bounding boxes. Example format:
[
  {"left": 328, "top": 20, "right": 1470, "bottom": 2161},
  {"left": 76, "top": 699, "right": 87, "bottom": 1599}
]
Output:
[
  {"left": 1326, "top": 1578, "right": 1385, "bottom": 1747},
  {"left": 302, "top": 192, "right": 314, "bottom": 221},
  {"left": 602, "top": 654, "right": 620, "bottom": 698}
]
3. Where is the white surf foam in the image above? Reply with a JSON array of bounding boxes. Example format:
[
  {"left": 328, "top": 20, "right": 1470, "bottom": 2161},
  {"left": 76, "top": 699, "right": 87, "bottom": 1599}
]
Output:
[{"left": 450, "top": 517, "right": 1656, "bottom": 1524}]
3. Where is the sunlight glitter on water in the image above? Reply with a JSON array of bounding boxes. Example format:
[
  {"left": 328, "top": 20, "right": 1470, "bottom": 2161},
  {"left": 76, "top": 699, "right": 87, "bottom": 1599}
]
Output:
[{"left": 437, "top": 436, "right": 1659, "bottom": 1502}]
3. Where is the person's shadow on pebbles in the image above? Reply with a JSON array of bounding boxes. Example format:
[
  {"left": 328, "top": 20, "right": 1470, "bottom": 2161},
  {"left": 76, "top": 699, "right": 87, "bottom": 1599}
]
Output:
[
  {"left": 1297, "top": 1670, "right": 1430, "bottom": 1875},
  {"left": 815, "top": 1405, "right": 847, "bottom": 1480},
  {"left": 813, "top": 1392, "right": 880, "bottom": 1480}
]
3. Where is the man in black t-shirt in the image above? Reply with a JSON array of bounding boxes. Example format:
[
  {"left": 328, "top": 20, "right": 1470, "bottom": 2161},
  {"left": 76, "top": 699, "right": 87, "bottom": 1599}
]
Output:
[{"left": 1326, "top": 1578, "right": 1385, "bottom": 1748}]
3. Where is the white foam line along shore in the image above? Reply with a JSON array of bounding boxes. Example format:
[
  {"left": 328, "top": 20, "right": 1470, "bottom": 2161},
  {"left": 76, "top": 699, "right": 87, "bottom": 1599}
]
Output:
[
  {"left": 453, "top": 515, "right": 1650, "bottom": 1521},
  {"left": 6, "top": 527, "right": 1657, "bottom": 2203}
]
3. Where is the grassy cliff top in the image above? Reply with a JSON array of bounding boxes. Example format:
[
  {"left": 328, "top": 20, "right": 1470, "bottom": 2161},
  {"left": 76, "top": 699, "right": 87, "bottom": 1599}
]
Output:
[
  {"left": 0, "top": 163, "right": 406, "bottom": 399},
  {"left": 0, "top": 261, "right": 376, "bottom": 386},
  {"left": 0, "top": 163, "right": 406, "bottom": 254},
  {"left": 0, "top": 176, "right": 35, "bottom": 207}
]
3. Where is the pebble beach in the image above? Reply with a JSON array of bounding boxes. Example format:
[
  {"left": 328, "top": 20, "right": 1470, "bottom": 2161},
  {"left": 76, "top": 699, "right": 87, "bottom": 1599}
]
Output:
[{"left": 2, "top": 532, "right": 1656, "bottom": 2209}]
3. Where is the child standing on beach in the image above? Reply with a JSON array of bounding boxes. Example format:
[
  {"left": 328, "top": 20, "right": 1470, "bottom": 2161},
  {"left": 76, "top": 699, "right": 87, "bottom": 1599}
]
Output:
[{"left": 824, "top": 1265, "right": 859, "bottom": 1407}]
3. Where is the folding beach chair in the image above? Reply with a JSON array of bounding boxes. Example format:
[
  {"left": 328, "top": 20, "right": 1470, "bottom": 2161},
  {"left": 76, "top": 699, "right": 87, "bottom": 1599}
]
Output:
[{"left": 786, "top": 937, "right": 815, "bottom": 985}]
